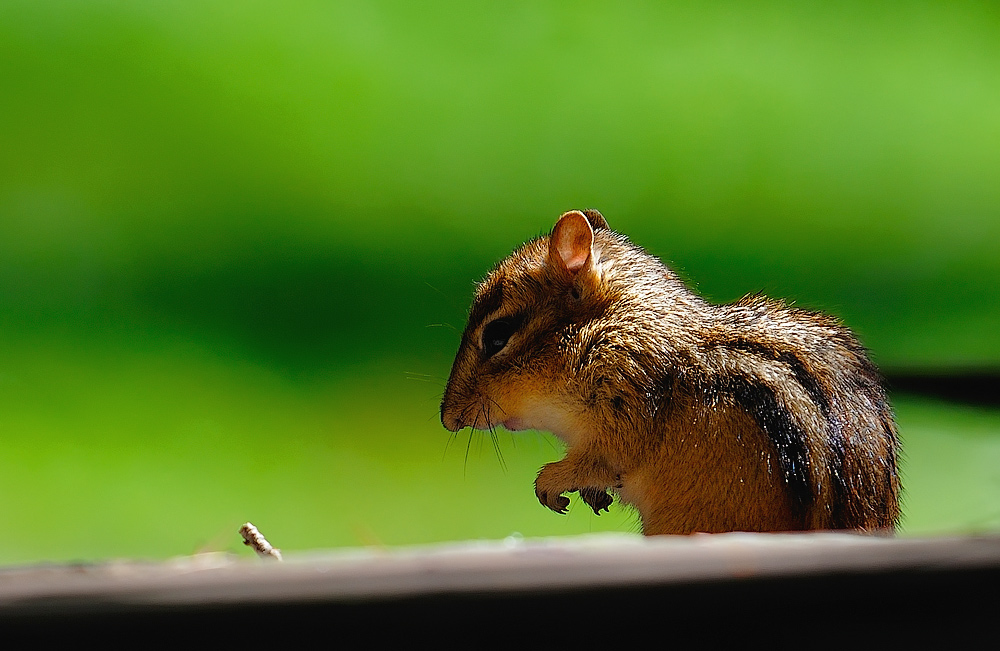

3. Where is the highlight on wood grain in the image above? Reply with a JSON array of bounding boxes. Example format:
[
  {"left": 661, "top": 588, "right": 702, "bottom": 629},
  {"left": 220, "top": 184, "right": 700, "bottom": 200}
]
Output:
[{"left": 239, "top": 522, "right": 283, "bottom": 561}]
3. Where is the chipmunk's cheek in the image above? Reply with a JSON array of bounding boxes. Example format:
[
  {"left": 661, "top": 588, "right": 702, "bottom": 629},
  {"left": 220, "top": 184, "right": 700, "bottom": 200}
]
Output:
[
  {"left": 491, "top": 393, "right": 539, "bottom": 432},
  {"left": 502, "top": 397, "right": 575, "bottom": 440},
  {"left": 501, "top": 417, "right": 529, "bottom": 431}
]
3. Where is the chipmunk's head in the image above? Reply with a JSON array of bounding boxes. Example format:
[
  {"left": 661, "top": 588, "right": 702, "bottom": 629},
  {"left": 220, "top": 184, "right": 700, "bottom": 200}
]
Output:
[{"left": 440, "top": 210, "right": 611, "bottom": 440}]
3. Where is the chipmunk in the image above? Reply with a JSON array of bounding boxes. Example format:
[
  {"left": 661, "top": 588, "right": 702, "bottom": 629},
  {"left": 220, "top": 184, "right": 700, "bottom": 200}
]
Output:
[{"left": 440, "top": 210, "right": 900, "bottom": 534}]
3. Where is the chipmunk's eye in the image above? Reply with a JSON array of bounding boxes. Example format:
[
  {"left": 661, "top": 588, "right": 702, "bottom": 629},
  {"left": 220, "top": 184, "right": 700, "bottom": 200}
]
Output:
[{"left": 481, "top": 316, "right": 522, "bottom": 359}]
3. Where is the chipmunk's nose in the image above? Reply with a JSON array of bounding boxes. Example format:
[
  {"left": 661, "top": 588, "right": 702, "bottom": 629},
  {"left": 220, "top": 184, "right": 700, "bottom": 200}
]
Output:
[
  {"left": 440, "top": 407, "right": 464, "bottom": 432},
  {"left": 440, "top": 396, "right": 464, "bottom": 432},
  {"left": 440, "top": 368, "right": 471, "bottom": 431}
]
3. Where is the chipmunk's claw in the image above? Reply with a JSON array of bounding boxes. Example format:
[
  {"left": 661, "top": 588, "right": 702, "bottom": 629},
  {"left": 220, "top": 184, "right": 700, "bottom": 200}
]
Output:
[
  {"left": 536, "top": 490, "right": 570, "bottom": 514},
  {"left": 535, "top": 461, "right": 613, "bottom": 514},
  {"left": 580, "top": 487, "right": 613, "bottom": 515}
]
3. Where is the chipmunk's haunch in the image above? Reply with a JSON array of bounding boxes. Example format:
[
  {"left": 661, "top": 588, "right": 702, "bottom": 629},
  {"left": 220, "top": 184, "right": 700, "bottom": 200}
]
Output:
[{"left": 440, "top": 210, "right": 900, "bottom": 534}]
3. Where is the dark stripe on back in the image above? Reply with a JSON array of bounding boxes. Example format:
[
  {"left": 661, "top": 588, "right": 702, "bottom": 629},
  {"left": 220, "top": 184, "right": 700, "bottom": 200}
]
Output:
[
  {"left": 723, "top": 339, "right": 830, "bottom": 416},
  {"left": 722, "top": 338, "right": 857, "bottom": 526},
  {"left": 828, "top": 440, "right": 849, "bottom": 528},
  {"left": 723, "top": 375, "right": 814, "bottom": 511}
]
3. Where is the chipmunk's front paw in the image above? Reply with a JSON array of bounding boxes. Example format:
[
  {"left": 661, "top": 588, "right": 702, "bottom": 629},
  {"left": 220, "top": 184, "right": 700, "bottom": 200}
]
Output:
[
  {"left": 534, "top": 463, "right": 572, "bottom": 514},
  {"left": 580, "top": 487, "right": 613, "bottom": 515},
  {"left": 536, "top": 489, "right": 570, "bottom": 514}
]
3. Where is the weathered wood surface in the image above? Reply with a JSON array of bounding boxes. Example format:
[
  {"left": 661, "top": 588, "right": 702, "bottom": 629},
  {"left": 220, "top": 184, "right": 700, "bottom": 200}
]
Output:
[{"left": 2, "top": 532, "right": 998, "bottom": 641}]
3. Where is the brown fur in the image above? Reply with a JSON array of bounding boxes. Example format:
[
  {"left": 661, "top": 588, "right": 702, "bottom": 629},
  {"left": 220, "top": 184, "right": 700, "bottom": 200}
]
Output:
[{"left": 440, "top": 210, "right": 900, "bottom": 535}]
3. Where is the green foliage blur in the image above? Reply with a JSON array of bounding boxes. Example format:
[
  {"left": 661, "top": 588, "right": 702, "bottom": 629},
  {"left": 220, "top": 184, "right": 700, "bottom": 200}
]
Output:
[{"left": 1, "top": 1, "right": 998, "bottom": 563}]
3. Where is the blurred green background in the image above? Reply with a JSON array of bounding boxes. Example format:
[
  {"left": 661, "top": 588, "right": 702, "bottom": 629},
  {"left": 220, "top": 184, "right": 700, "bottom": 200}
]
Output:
[{"left": 1, "top": 1, "right": 998, "bottom": 564}]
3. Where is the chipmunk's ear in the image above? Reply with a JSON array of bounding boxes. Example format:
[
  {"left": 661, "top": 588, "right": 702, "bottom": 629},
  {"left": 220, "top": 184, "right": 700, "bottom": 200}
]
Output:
[
  {"left": 581, "top": 209, "right": 609, "bottom": 231},
  {"left": 548, "top": 210, "right": 595, "bottom": 275}
]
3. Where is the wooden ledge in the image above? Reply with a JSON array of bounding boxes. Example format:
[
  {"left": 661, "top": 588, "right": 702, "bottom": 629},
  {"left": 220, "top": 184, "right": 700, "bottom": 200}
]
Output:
[{"left": 2, "top": 532, "right": 998, "bottom": 642}]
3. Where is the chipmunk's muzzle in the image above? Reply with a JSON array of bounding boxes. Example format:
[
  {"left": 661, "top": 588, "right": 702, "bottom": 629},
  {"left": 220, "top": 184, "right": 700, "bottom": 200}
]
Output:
[
  {"left": 440, "top": 396, "right": 491, "bottom": 432},
  {"left": 440, "top": 380, "right": 473, "bottom": 432},
  {"left": 440, "top": 401, "right": 463, "bottom": 432},
  {"left": 441, "top": 383, "right": 505, "bottom": 433}
]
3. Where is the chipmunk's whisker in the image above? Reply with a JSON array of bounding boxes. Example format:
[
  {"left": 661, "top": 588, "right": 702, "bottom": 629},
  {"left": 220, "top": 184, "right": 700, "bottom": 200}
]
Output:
[{"left": 463, "top": 427, "right": 473, "bottom": 476}]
